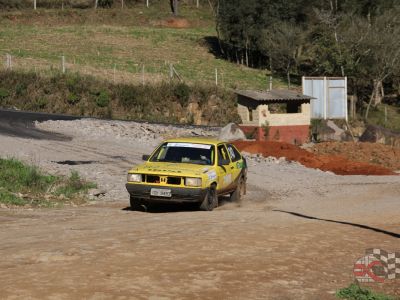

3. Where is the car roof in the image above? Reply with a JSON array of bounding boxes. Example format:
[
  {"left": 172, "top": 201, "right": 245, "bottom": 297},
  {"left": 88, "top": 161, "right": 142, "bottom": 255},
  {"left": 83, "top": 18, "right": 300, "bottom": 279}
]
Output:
[{"left": 164, "top": 137, "right": 224, "bottom": 146}]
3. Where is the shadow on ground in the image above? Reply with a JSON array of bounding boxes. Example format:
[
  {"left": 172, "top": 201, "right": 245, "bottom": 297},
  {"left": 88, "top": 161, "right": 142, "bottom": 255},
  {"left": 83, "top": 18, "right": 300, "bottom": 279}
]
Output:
[
  {"left": 274, "top": 209, "right": 400, "bottom": 239},
  {"left": 0, "top": 109, "right": 79, "bottom": 140}
]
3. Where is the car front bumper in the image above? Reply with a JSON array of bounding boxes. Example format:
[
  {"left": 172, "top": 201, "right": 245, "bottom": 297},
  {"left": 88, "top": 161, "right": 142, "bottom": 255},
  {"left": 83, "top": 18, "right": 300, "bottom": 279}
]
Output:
[{"left": 126, "top": 183, "right": 209, "bottom": 203}]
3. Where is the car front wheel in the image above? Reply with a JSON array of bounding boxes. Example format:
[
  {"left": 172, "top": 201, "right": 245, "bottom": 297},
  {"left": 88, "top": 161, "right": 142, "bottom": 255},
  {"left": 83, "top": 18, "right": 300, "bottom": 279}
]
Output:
[{"left": 200, "top": 185, "right": 217, "bottom": 211}]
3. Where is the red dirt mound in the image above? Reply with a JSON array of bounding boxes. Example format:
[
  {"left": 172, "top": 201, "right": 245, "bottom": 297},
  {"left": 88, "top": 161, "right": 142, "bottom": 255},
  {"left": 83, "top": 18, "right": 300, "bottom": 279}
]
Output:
[
  {"left": 232, "top": 141, "right": 396, "bottom": 176},
  {"left": 162, "top": 18, "right": 190, "bottom": 28},
  {"left": 310, "top": 141, "right": 400, "bottom": 171}
]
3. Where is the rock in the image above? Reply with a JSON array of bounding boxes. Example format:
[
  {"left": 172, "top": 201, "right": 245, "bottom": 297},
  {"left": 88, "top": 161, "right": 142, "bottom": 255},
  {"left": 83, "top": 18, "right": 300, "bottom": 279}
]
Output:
[
  {"left": 89, "top": 189, "right": 107, "bottom": 197},
  {"left": 218, "top": 123, "right": 246, "bottom": 142},
  {"left": 359, "top": 125, "right": 400, "bottom": 147},
  {"left": 326, "top": 120, "right": 345, "bottom": 141}
]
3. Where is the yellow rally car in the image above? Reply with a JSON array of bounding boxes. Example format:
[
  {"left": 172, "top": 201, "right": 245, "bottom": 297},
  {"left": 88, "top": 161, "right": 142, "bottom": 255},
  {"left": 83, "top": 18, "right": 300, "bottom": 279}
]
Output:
[{"left": 126, "top": 138, "right": 247, "bottom": 211}]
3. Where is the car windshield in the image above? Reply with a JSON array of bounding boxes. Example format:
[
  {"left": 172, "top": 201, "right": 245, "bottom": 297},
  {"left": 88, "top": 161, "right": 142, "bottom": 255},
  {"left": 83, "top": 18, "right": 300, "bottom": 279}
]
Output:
[{"left": 150, "top": 142, "right": 214, "bottom": 165}]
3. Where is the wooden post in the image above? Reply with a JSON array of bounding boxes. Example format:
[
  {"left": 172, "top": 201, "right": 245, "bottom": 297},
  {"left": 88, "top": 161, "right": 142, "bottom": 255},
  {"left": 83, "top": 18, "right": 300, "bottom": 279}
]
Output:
[
  {"left": 169, "top": 64, "right": 173, "bottom": 79},
  {"left": 385, "top": 105, "right": 388, "bottom": 123},
  {"left": 146, "top": 0, "right": 149, "bottom": 8},
  {"left": 196, "top": 0, "right": 199, "bottom": 8},
  {"left": 5, "top": 54, "right": 12, "bottom": 70},
  {"left": 215, "top": 68, "right": 218, "bottom": 86},
  {"left": 94, "top": 0, "right": 98, "bottom": 9},
  {"left": 142, "top": 65, "right": 145, "bottom": 86},
  {"left": 121, "top": 0, "right": 124, "bottom": 9},
  {"left": 61, "top": 56, "right": 66, "bottom": 73}
]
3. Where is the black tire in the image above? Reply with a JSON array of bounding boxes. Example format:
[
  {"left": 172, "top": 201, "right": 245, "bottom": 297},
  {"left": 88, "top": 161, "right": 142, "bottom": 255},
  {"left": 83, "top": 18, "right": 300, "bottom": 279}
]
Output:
[
  {"left": 200, "top": 185, "right": 218, "bottom": 211},
  {"left": 130, "top": 196, "right": 146, "bottom": 211},
  {"left": 230, "top": 178, "right": 245, "bottom": 203}
]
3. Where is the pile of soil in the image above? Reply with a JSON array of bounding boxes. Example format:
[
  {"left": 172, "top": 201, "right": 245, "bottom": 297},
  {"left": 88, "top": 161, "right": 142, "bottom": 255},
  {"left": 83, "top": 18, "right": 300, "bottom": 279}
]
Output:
[
  {"left": 161, "top": 18, "right": 190, "bottom": 28},
  {"left": 233, "top": 141, "right": 396, "bottom": 176},
  {"left": 310, "top": 141, "right": 400, "bottom": 171}
]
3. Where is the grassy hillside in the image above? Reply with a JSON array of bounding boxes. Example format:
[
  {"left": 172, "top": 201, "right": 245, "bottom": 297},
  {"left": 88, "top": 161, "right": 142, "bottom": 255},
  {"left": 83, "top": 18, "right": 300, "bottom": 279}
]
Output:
[
  {"left": 0, "top": 70, "right": 240, "bottom": 125},
  {"left": 0, "top": 2, "right": 285, "bottom": 90}
]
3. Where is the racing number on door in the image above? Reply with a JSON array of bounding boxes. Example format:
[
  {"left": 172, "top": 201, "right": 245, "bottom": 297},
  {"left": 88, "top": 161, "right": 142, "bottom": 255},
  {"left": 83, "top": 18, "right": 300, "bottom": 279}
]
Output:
[
  {"left": 217, "top": 144, "right": 232, "bottom": 189},
  {"left": 226, "top": 144, "right": 243, "bottom": 184}
]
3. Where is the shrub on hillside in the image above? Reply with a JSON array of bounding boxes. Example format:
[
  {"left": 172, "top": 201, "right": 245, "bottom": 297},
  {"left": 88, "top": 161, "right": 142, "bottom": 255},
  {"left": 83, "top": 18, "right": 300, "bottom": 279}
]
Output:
[
  {"left": 67, "top": 93, "right": 80, "bottom": 105},
  {"left": 173, "top": 83, "right": 190, "bottom": 106},
  {"left": 0, "top": 88, "right": 10, "bottom": 102},
  {"left": 98, "top": 0, "right": 113, "bottom": 8},
  {"left": 96, "top": 91, "right": 110, "bottom": 107}
]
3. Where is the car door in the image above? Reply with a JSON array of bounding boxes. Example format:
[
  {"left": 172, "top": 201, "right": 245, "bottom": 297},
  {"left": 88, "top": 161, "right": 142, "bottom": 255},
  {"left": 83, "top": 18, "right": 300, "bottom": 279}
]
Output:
[
  {"left": 216, "top": 143, "right": 232, "bottom": 191},
  {"left": 225, "top": 143, "right": 243, "bottom": 187}
]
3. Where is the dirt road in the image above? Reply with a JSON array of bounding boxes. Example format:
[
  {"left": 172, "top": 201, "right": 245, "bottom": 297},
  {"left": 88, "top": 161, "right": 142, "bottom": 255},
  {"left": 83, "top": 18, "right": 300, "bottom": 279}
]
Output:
[{"left": 0, "top": 116, "right": 399, "bottom": 299}]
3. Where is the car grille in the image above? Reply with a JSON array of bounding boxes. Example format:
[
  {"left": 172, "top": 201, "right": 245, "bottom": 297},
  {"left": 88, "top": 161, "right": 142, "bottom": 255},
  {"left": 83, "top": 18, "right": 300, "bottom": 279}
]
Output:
[{"left": 144, "top": 175, "right": 183, "bottom": 186}]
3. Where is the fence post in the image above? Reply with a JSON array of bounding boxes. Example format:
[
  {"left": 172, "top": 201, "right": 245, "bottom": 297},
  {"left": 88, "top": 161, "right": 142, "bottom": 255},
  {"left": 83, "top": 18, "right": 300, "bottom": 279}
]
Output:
[
  {"left": 169, "top": 64, "right": 173, "bottom": 79},
  {"left": 142, "top": 65, "right": 145, "bottom": 85},
  {"left": 215, "top": 68, "right": 218, "bottom": 86},
  {"left": 5, "top": 54, "right": 12, "bottom": 70},
  {"left": 61, "top": 56, "right": 66, "bottom": 74}
]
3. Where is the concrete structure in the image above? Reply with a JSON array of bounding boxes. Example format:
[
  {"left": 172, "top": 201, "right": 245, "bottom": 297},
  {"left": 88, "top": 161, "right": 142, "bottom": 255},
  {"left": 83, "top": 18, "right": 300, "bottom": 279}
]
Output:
[{"left": 236, "top": 90, "right": 313, "bottom": 144}]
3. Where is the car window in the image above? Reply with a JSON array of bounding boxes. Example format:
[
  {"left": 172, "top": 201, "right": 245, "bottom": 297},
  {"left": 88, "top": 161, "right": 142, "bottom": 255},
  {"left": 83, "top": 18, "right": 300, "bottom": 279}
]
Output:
[
  {"left": 226, "top": 144, "right": 242, "bottom": 162},
  {"left": 217, "top": 144, "right": 230, "bottom": 163},
  {"left": 150, "top": 142, "right": 214, "bottom": 165}
]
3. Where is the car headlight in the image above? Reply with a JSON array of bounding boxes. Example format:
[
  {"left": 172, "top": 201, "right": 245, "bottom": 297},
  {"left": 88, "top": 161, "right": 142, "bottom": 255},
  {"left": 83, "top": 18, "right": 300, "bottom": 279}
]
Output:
[
  {"left": 185, "top": 177, "right": 202, "bottom": 187},
  {"left": 127, "top": 173, "right": 142, "bottom": 183}
]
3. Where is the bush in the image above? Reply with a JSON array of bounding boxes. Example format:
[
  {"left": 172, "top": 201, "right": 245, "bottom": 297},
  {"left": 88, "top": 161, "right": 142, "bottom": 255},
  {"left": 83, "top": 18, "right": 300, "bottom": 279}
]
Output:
[
  {"left": 0, "top": 88, "right": 10, "bottom": 101},
  {"left": 262, "top": 121, "right": 270, "bottom": 138},
  {"left": 96, "top": 91, "right": 110, "bottom": 107},
  {"left": 15, "top": 83, "right": 27, "bottom": 97},
  {"left": 98, "top": 0, "right": 113, "bottom": 8},
  {"left": 67, "top": 93, "right": 80, "bottom": 105},
  {"left": 35, "top": 98, "right": 48, "bottom": 109},
  {"left": 173, "top": 83, "right": 190, "bottom": 106}
]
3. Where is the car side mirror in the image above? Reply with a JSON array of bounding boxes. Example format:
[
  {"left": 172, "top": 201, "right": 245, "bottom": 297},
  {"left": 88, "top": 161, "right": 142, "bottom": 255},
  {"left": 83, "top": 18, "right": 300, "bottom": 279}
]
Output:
[
  {"left": 218, "top": 158, "right": 230, "bottom": 166},
  {"left": 142, "top": 154, "right": 150, "bottom": 161}
]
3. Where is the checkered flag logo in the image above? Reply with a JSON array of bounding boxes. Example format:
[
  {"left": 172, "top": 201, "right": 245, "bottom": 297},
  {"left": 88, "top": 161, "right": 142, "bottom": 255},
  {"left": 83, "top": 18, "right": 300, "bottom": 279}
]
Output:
[{"left": 366, "top": 248, "right": 400, "bottom": 280}]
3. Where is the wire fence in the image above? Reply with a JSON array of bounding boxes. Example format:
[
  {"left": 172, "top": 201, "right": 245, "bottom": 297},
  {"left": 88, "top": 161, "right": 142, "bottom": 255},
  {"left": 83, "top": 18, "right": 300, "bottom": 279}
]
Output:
[{"left": 1, "top": 52, "right": 225, "bottom": 87}]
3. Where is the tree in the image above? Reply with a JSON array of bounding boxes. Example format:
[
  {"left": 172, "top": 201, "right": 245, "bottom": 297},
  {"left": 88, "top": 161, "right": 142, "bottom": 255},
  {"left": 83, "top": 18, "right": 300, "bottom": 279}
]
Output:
[
  {"left": 260, "top": 22, "right": 304, "bottom": 88},
  {"left": 170, "top": 0, "right": 179, "bottom": 16}
]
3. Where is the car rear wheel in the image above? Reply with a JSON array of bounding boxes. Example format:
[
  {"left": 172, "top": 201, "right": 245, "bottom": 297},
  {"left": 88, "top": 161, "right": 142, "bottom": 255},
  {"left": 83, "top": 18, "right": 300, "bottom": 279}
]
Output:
[
  {"left": 200, "top": 185, "right": 217, "bottom": 211},
  {"left": 230, "top": 178, "right": 245, "bottom": 203}
]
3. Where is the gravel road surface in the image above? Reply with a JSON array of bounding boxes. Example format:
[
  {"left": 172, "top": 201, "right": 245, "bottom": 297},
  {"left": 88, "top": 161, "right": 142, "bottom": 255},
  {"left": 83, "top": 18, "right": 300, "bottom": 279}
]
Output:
[{"left": 0, "top": 114, "right": 399, "bottom": 299}]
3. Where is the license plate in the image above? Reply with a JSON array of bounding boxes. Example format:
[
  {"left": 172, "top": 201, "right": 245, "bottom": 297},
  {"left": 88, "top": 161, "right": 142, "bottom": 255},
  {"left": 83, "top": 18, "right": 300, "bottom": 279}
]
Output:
[{"left": 150, "top": 188, "right": 172, "bottom": 198}]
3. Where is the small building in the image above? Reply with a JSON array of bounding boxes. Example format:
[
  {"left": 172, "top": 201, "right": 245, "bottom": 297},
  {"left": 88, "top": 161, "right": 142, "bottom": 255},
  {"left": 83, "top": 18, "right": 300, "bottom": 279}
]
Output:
[{"left": 236, "top": 89, "right": 314, "bottom": 144}]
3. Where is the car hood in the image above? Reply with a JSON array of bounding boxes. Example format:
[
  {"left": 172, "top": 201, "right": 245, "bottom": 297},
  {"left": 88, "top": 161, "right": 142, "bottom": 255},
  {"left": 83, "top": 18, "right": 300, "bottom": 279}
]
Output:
[{"left": 130, "top": 162, "right": 213, "bottom": 177}]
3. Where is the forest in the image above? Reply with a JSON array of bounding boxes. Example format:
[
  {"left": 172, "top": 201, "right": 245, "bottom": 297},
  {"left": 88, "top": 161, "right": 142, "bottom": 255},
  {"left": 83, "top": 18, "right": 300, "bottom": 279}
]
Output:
[{"left": 213, "top": 0, "right": 400, "bottom": 117}]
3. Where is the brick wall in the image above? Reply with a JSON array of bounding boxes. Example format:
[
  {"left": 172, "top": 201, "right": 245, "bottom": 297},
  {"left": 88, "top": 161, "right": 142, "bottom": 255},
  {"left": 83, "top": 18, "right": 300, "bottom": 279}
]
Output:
[{"left": 240, "top": 125, "right": 310, "bottom": 145}]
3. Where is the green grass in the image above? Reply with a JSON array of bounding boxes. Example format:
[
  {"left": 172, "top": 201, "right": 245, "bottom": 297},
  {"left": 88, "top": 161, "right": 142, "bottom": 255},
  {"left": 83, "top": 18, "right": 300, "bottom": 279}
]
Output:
[
  {"left": 0, "top": 158, "right": 96, "bottom": 207},
  {"left": 366, "top": 104, "right": 400, "bottom": 132},
  {"left": 0, "top": 4, "right": 286, "bottom": 90},
  {"left": 336, "top": 284, "right": 396, "bottom": 300}
]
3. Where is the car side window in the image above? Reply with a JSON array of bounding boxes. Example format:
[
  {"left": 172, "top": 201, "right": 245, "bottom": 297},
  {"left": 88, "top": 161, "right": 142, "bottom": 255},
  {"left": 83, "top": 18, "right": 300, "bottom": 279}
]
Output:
[
  {"left": 226, "top": 144, "right": 242, "bottom": 162},
  {"left": 217, "top": 144, "right": 230, "bottom": 162}
]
